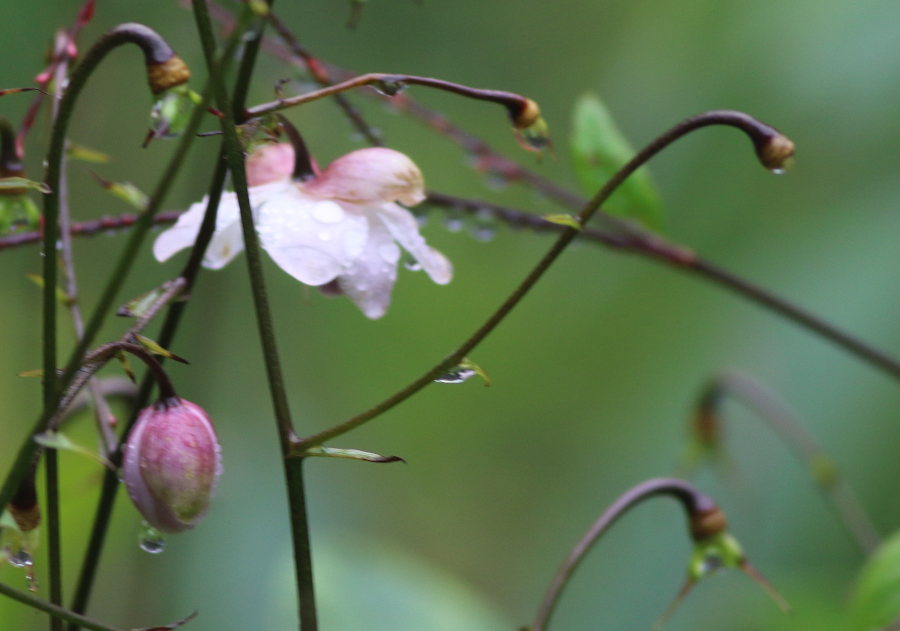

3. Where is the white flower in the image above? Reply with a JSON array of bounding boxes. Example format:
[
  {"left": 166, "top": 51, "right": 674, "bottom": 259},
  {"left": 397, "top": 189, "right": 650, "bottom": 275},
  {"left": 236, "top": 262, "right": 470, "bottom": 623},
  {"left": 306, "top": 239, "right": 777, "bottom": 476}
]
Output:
[{"left": 154, "top": 144, "right": 452, "bottom": 318}]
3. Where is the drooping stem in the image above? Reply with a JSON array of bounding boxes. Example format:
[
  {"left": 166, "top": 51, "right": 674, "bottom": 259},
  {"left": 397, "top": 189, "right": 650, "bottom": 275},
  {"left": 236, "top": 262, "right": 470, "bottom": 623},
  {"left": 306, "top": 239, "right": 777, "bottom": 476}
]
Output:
[
  {"left": 192, "top": 3, "right": 318, "bottom": 630},
  {"left": 295, "top": 111, "right": 794, "bottom": 449},
  {"left": 531, "top": 478, "right": 722, "bottom": 631},
  {"left": 686, "top": 369, "right": 881, "bottom": 554},
  {"left": 245, "top": 73, "right": 540, "bottom": 131},
  {"left": 0, "top": 581, "right": 123, "bottom": 631}
]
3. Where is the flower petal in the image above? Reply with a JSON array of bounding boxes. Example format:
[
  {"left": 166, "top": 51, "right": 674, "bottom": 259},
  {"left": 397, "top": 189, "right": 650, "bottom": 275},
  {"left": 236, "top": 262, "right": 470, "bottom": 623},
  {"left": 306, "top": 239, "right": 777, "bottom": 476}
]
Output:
[
  {"left": 338, "top": 215, "right": 400, "bottom": 319},
  {"left": 258, "top": 186, "right": 369, "bottom": 286},
  {"left": 300, "top": 147, "right": 425, "bottom": 206},
  {"left": 152, "top": 199, "right": 206, "bottom": 263},
  {"left": 246, "top": 142, "right": 295, "bottom": 187},
  {"left": 201, "top": 192, "right": 244, "bottom": 269},
  {"left": 374, "top": 203, "right": 453, "bottom": 285}
]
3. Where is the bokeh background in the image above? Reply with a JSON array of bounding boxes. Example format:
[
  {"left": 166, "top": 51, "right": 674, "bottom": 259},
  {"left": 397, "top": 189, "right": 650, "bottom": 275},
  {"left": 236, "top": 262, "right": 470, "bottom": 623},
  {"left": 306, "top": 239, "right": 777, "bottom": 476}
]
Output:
[{"left": 2, "top": 0, "right": 900, "bottom": 629}]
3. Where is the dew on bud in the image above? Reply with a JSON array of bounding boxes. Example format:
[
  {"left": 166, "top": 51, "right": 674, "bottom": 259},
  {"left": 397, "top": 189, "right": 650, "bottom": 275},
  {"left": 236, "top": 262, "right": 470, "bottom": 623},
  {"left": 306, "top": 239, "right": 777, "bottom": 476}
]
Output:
[{"left": 138, "top": 521, "right": 166, "bottom": 554}]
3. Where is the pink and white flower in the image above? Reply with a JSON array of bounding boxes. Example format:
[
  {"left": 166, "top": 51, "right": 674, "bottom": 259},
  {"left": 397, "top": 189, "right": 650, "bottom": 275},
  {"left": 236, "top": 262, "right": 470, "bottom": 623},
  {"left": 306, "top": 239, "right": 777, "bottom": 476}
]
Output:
[{"left": 153, "top": 144, "right": 452, "bottom": 319}]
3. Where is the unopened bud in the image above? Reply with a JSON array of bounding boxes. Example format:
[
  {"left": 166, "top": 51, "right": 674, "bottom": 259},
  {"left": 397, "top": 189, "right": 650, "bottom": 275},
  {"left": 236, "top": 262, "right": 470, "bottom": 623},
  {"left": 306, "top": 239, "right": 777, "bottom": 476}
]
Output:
[
  {"left": 146, "top": 55, "right": 191, "bottom": 95},
  {"left": 123, "top": 398, "right": 222, "bottom": 534},
  {"left": 755, "top": 133, "right": 795, "bottom": 173}
]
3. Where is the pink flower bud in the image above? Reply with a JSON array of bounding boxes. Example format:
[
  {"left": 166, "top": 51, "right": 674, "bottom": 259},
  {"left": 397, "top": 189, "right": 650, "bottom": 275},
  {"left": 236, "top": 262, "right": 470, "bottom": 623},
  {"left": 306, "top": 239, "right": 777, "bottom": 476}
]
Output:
[{"left": 123, "top": 399, "right": 222, "bottom": 534}]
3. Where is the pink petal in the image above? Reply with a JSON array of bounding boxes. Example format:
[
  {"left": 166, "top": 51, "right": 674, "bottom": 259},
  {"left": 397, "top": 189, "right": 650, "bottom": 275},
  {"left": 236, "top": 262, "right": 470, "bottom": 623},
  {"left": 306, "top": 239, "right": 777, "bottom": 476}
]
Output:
[
  {"left": 246, "top": 142, "right": 295, "bottom": 187},
  {"left": 337, "top": 215, "right": 400, "bottom": 319},
  {"left": 300, "top": 147, "right": 425, "bottom": 206}
]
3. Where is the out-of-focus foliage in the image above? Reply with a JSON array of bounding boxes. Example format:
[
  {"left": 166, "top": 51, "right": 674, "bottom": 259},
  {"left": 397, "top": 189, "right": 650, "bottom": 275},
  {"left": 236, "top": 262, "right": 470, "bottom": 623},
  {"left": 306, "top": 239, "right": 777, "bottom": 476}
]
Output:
[
  {"left": 570, "top": 93, "right": 664, "bottom": 231},
  {"left": 848, "top": 530, "right": 900, "bottom": 631}
]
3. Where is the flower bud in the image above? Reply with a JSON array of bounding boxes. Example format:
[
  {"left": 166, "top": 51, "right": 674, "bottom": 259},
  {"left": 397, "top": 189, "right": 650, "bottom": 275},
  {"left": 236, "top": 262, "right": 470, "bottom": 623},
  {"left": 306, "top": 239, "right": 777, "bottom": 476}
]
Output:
[{"left": 123, "top": 398, "right": 222, "bottom": 534}]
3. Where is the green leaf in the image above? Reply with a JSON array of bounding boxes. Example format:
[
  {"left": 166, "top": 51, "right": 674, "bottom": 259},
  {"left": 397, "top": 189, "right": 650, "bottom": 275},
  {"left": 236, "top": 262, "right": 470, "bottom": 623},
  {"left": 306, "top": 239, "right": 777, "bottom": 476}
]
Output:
[
  {"left": 89, "top": 171, "right": 149, "bottom": 211},
  {"left": 26, "top": 273, "right": 70, "bottom": 305},
  {"left": 116, "top": 350, "right": 137, "bottom": 383},
  {"left": 33, "top": 431, "right": 114, "bottom": 470},
  {"left": 570, "top": 93, "right": 664, "bottom": 232},
  {"left": 0, "top": 177, "right": 51, "bottom": 194},
  {"left": 66, "top": 142, "right": 111, "bottom": 163},
  {"left": 848, "top": 530, "right": 900, "bottom": 631},
  {"left": 542, "top": 214, "right": 582, "bottom": 230},
  {"left": 118, "top": 286, "right": 167, "bottom": 319},
  {"left": 303, "top": 446, "right": 405, "bottom": 464},
  {"left": 134, "top": 334, "right": 189, "bottom": 364},
  {"left": 17, "top": 369, "right": 43, "bottom": 378}
]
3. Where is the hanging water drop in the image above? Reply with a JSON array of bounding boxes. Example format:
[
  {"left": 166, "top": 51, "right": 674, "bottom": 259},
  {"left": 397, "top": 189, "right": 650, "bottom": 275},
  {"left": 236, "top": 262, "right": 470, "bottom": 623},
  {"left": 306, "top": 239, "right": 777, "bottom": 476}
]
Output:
[
  {"left": 138, "top": 521, "right": 166, "bottom": 554},
  {"left": 7, "top": 548, "right": 32, "bottom": 569},
  {"left": 442, "top": 210, "right": 466, "bottom": 233},
  {"left": 372, "top": 78, "right": 408, "bottom": 97},
  {"left": 434, "top": 367, "right": 477, "bottom": 384},
  {"left": 404, "top": 255, "right": 423, "bottom": 272},
  {"left": 470, "top": 225, "right": 497, "bottom": 242}
]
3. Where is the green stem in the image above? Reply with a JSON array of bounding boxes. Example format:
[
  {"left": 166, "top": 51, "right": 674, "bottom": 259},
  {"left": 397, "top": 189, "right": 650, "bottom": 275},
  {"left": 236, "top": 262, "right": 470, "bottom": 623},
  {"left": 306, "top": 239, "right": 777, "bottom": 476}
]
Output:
[
  {"left": 530, "top": 478, "right": 719, "bottom": 631},
  {"left": 45, "top": 449, "right": 63, "bottom": 631},
  {"left": 192, "top": 3, "right": 318, "bottom": 630},
  {"left": 0, "top": 581, "right": 123, "bottom": 631},
  {"left": 295, "top": 111, "right": 791, "bottom": 449},
  {"left": 67, "top": 9, "right": 254, "bottom": 625}
]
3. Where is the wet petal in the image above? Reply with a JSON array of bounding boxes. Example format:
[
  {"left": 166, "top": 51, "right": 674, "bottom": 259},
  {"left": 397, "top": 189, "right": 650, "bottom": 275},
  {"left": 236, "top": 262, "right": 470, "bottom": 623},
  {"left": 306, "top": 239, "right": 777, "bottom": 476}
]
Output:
[
  {"left": 300, "top": 147, "right": 425, "bottom": 206},
  {"left": 246, "top": 142, "right": 295, "bottom": 187},
  {"left": 258, "top": 186, "right": 369, "bottom": 286},
  {"left": 201, "top": 192, "right": 243, "bottom": 269},
  {"left": 338, "top": 216, "right": 400, "bottom": 319},
  {"left": 152, "top": 198, "right": 207, "bottom": 263},
  {"left": 375, "top": 203, "right": 452, "bottom": 285}
]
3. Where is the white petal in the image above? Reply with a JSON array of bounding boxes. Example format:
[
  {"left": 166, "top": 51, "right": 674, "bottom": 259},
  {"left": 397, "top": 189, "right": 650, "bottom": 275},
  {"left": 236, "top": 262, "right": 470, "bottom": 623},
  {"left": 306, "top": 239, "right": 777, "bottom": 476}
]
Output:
[
  {"left": 374, "top": 203, "right": 453, "bottom": 285},
  {"left": 300, "top": 147, "right": 425, "bottom": 206},
  {"left": 201, "top": 192, "right": 244, "bottom": 269},
  {"left": 258, "top": 187, "right": 369, "bottom": 286},
  {"left": 338, "top": 216, "right": 399, "bottom": 319},
  {"left": 153, "top": 199, "right": 207, "bottom": 263}
]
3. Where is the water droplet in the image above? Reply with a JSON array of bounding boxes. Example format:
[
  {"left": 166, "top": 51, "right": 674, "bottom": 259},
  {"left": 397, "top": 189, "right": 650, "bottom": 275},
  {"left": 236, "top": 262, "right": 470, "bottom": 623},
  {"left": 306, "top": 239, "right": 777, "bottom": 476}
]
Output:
[
  {"left": 770, "top": 168, "right": 785, "bottom": 175},
  {"left": 484, "top": 173, "right": 508, "bottom": 192},
  {"left": 470, "top": 225, "right": 497, "bottom": 242},
  {"left": 435, "top": 367, "right": 477, "bottom": 384},
  {"left": 372, "top": 78, "right": 407, "bottom": 97},
  {"left": 138, "top": 522, "right": 166, "bottom": 554},
  {"left": 699, "top": 553, "right": 724, "bottom": 575},
  {"left": 8, "top": 548, "right": 33, "bottom": 568},
  {"left": 404, "top": 255, "right": 422, "bottom": 272}
]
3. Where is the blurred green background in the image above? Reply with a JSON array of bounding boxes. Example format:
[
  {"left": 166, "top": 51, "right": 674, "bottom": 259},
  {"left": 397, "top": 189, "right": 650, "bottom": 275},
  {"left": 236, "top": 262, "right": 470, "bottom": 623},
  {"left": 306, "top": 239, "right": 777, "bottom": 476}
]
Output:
[{"left": 2, "top": 0, "right": 900, "bottom": 629}]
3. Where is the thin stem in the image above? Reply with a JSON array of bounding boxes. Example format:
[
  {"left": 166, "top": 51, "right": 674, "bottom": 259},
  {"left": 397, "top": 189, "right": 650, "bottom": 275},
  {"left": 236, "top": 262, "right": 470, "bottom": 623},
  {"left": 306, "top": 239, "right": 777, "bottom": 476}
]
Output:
[
  {"left": 696, "top": 369, "right": 881, "bottom": 554},
  {"left": 67, "top": 9, "right": 255, "bottom": 624},
  {"left": 192, "top": 3, "right": 318, "bottom": 630},
  {"left": 296, "top": 111, "right": 791, "bottom": 449},
  {"left": 531, "top": 478, "right": 719, "bottom": 631},
  {"left": 0, "top": 211, "right": 182, "bottom": 250},
  {"left": 0, "top": 581, "right": 123, "bottom": 631},
  {"left": 245, "top": 73, "right": 535, "bottom": 126},
  {"left": 45, "top": 450, "right": 63, "bottom": 631}
]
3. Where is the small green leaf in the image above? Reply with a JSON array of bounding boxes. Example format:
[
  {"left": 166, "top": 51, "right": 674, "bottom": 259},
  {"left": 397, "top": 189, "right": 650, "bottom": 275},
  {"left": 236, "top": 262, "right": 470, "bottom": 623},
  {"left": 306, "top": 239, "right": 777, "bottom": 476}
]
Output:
[
  {"left": 118, "top": 286, "right": 166, "bottom": 318},
  {"left": 89, "top": 171, "right": 149, "bottom": 211},
  {"left": 542, "top": 214, "right": 582, "bottom": 230},
  {"left": 17, "top": 369, "right": 44, "bottom": 378},
  {"left": 66, "top": 142, "right": 111, "bottom": 163},
  {"left": 134, "top": 334, "right": 189, "bottom": 364},
  {"left": 116, "top": 350, "right": 136, "bottom": 383},
  {"left": 0, "top": 177, "right": 51, "bottom": 194},
  {"left": 570, "top": 93, "right": 664, "bottom": 232},
  {"left": 458, "top": 357, "right": 491, "bottom": 387},
  {"left": 26, "top": 273, "right": 70, "bottom": 305},
  {"left": 848, "top": 530, "right": 900, "bottom": 631},
  {"left": 303, "top": 446, "right": 405, "bottom": 464},
  {"left": 33, "top": 431, "right": 114, "bottom": 470}
]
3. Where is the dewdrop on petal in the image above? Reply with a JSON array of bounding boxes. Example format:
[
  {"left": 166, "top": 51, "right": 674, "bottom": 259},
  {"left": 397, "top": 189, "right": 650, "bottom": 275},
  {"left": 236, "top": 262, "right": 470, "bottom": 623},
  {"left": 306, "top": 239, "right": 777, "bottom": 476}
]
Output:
[{"left": 123, "top": 398, "right": 222, "bottom": 535}]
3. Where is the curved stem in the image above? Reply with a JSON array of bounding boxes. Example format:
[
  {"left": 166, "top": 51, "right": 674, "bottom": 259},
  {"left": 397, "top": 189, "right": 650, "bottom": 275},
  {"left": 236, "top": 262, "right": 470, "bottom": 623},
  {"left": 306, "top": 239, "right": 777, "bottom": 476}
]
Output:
[
  {"left": 694, "top": 369, "right": 881, "bottom": 554},
  {"left": 245, "top": 73, "right": 535, "bottom": 126},
  {"left": 531, "top": 478, "right": 719, "bottom": 631},
  {"left": 192, "top": 4, "right": 318, "bottom": 631},
  {"left": 296, "top": 111, "right": 790, "bottom": 449},
  {"left": 0, "top": 581, "right": 123, "bottom": 631}
]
